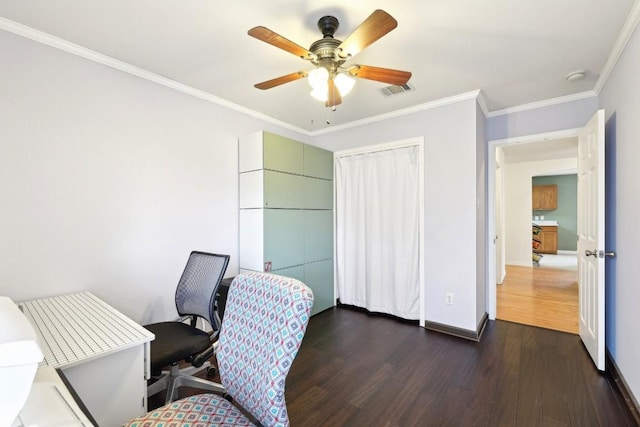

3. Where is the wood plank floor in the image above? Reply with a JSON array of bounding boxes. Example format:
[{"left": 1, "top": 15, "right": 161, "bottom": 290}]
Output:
[
  {"left": 155, "top": 306, "right": 635, "bottom": 426},
  {"left": 497, "top": 265, "right": 578, "bottom": 334}
]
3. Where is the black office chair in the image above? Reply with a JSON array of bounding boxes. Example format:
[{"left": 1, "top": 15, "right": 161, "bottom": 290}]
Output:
[{"left": 145, "top": 251, "right": 229, "bottom": 404}]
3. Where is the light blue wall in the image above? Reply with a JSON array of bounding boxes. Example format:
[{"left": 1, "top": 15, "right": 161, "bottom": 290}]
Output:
[
  {"left": 599, "top": 19, "right": 640, "bottom": 403},
  {"left": 532, "top": 175, "right": 578, "bottom": 251},
  {"left": 486, "top": 96, "right": 599, "bottom": 141}
]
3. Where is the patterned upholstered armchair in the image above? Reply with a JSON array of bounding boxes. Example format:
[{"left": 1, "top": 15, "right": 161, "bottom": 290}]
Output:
[{"left": 126, "top": 272, "right": 314, "bottom": 427}]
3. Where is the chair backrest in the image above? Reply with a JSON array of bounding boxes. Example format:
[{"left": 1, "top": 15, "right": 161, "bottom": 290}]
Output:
[
  {"left": 174, "top": 251, "right": 230, "bottom": 329},
  {"left": 216, "top": 272, "right": 314, "bottom": 427}
]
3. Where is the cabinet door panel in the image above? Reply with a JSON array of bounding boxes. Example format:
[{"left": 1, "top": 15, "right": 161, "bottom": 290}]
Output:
[
  {"left": 238, "top": 132, "right": 264, "bottom": 173},
  {"left": 264, "top": 171, "right": 305, "bottom": 208},
  {"left": 304, "top": 259, "right": 334, "bottom": 315},
  {"left": 271, "top": 265, "right": 305, "bottom": 282},
  {"left": 304, "top": 177, "right": 332, "bottom": 209},
  {"left": 239, "top": 209, "right": 264, "bottom": 271},
  {"left": 264, "top": 209, "right": 304, "bottom": 270},
  {"left": 532, "top": 185, "right": 557, "bottom": 210},
  {"left": 304, "top": 210, "right": 333, "bottom": 263},
  {"left": 304, "top": 144, "right": 333, "bottom": 179},
  {"left": 239, "top": 171, "right": 264, "bottom": 209},
  {"left": 538, "top": 226, "right": 558, "bottom": 254},
  {"left": 263, "top": 132, "right": 303, "bottom": 174}
]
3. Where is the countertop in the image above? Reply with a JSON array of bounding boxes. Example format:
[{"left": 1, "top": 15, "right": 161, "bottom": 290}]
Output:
[{"left": 533, "top": 220, "right": 558, "bottom": 226}]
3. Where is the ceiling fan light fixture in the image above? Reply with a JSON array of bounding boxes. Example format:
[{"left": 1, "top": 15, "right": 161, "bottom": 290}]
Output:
[
  {"left": 310, "top": 86, "right": 329, "bottom": 102},
  {"left": 308, "top": 67, "right": 329, "bottom": 89},
  {"left": 334, "top": 73, "right": 355, "bottom": 96}
]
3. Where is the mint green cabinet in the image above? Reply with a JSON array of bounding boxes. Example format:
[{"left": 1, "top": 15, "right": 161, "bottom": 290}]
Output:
[
  {"left": 263, "top": 132, "right": 303, "bottom": 174},
  {"left": 239, "top": 131, "right": 335, "bottom": 315},
  {"left": 304, "top": 259, "right": 334, "bottom": 316},
  {"left": 264, "top": 171, "right": 305, "bottom": 208},
  {"left": 263, "top": 209, "right": 304, "bottom": 270},
  {"left": 304, "top": 177, "right": 332, "bottom": 209},
  {"left": 304, "top": 210, "right": 333, "bottom": 263},
  {"left": 304, "top": 144, "right": 333, "bottom": 179}
]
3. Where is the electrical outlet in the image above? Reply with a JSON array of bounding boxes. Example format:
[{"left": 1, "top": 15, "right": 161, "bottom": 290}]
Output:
[{"left": 445, "top": 293, "right": 454, "bottom": 305}]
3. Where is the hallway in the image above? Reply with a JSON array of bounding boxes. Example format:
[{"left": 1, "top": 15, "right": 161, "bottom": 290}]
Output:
[{"left": 497, "top": 264, "right": 578, "bottom": 334}]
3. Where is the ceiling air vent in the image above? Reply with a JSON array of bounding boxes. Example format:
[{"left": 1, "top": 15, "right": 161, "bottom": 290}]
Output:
[{"left": 379, "top": 83, "right": 414, "bottom": 97}]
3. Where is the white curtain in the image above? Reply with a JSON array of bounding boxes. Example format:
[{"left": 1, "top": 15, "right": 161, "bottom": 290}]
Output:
[{"left": 335, "top": 145, "right": 420, "bottom": 320}]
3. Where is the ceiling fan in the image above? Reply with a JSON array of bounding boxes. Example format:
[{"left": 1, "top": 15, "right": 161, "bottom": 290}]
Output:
[{"left": 248, "top": 9, "right": 412, "bottom": 109}]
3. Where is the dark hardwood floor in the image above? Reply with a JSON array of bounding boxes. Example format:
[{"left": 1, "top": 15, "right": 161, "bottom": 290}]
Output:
[{"left": 152, "top": 306, "right": 636, "bottom": 426}]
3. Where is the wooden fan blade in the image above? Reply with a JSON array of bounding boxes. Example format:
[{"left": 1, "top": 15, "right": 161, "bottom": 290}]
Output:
[
  {"left": 348, "top": 65, "right": 411, "bottom": 86},
  {"left": 325, "top": 78, "right": 342, "bottom": 108},
  {"left": 254, "top": 71, "right": 307, "bottom": 90},
  {"left": 248, "top": 26, "right": 314, "bottom": 60},
  {"left": 337, "top": 10, "right": 397, "bottom": 59}
]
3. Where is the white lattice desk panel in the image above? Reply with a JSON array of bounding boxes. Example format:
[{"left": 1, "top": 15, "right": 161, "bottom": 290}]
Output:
[{"left": 19, "top": 292, "right": 155, "bottom": 427}]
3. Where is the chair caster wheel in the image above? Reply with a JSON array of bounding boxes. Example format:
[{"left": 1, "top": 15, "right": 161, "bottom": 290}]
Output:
[{"left": 207, "top": 367, "right": 216, "bottom": 377}]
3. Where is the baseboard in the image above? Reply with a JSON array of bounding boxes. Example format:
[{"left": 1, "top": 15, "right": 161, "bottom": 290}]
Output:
[
  {"left": 505, "top": 261, "right": 531, "bottom": 268},
  {"left": 607, "top": 350, "right": 640, "bottom": 425},
  {"left": 425, "top": 312, "right": 488, "bottom": 342},
  {"left": 557, "top": 250, "right": 578, "bottom": 255}
]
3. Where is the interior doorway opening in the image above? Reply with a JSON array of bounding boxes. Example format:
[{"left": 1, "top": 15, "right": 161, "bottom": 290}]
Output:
[{"left": 488, "top": 130, "right": 579, "bottom": 334}]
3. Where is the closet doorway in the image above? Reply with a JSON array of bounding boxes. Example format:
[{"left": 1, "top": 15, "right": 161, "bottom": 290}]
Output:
[{"left": 334, "top": 138, "right": 424, "bottom": 323}]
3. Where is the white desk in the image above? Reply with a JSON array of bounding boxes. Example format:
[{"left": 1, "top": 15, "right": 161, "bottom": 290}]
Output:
[
  {"left": 19, "top": 292, "right": 155, "bottom": 427},
  {"left": 13, "top": 365, "right": 95, "bottom": 427}
]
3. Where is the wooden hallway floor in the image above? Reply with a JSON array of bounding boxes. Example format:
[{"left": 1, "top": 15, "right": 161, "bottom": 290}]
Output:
[
  {"left": 497, "top": 264, "right": 579, "bottom": 334},
  {"left": 156, "top": 306, "right": 636, "bottom": 426}
]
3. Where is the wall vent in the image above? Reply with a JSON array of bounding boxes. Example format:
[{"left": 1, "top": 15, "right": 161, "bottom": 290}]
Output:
[{"left": 379, "top": 83, "right": 414, "bottom": 97}]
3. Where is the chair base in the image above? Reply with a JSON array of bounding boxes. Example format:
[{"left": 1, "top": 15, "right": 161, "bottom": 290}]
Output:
[{"left": 148, "top": 362, "right": 226, "bottom": 404}]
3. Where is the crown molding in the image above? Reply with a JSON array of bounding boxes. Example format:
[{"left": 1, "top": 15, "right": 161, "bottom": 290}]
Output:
[
  {"left": 475, "top": 91, "right": 490, "bottom": 117},
  {"left": 309, "top": 90, "right": 481, "bottom": 136},
  {"left": 0, "top": 17, "right": 312, "bottom": 136},
  {"left": 593, "top": 0, "right": 640, "bottom": 94},
  {"left": 4, "top": 0, "right": 639, "bottom": 135},
  {"left": 485, "top": 91, "right": 598, "bottom": 118}
]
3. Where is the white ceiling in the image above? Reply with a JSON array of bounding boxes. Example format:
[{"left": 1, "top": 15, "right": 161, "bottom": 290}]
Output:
[{"left": 0, "top": 1, "right": 637, "bottom": 133}]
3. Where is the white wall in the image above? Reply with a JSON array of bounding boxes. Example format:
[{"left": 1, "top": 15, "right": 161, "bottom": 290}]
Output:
[
  {"left": 0, "top": 30, "right": 308, "bottom": 324},
  {"left": 502, "top": 157, "right": 577, "bottom": 266},
  {"left": 599, "top": 19, "right": 640, "bottom": 405},
  {"left": 315, "top": 98, "right": 484, "bottom": 332}
]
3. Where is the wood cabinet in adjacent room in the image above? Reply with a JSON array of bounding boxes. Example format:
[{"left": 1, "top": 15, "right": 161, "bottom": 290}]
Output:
[
  {"left": 538, "top": 226, "right": 558, "bottom": 254},
  {"left": 532, "top": 184, "right": 558, "bottom": 210}
]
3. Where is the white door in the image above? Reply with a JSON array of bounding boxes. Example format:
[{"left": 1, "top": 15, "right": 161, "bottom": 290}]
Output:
[{"left": 577, "top": 109, "right": 605, "bottom": 371}]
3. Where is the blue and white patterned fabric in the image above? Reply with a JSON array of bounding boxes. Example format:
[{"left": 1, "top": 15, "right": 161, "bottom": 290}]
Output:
[
  {"left": 216, "top": 272, "right": 314, "bottom": 427},
  {"left": 125, "top": 272, "right": 313, "bottom": 427}
]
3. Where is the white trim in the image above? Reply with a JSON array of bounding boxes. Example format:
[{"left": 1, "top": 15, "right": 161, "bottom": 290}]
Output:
[
  {"left": 334, "top": 137, "right": 424, "bottom": 158},
  {"left": 476, "top": 91, "right": 490, "bottom": 117},
  {"left": 312, "top": 91, "right": 480, "bottom": 136},
  {"left": 486, "top": 91, "right": 597, "bottom": 118},
  {"left": 333, "top": 137, "right": 425, "bottom": 325},
  {"left": 490, "top": 128, "right": 582, "bottom": 146},
  {"left": 594, "top": 0, "right": 640, "bottom": 94},
  {"left": 487, "top": 128, "right": 582, "bottom": 319}
]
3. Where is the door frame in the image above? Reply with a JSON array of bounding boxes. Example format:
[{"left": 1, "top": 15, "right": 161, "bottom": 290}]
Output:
[
  {"left": 333, "top": 137, "right": 425, "bottom": 325},
  {"left": 487, "top": 128, "right": 582, "bottom": 319}
]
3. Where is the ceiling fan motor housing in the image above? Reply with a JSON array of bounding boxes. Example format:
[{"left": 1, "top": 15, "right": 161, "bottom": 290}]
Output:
[{"left": 317, "top": 15, "right": 339, "bottom": 37}]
